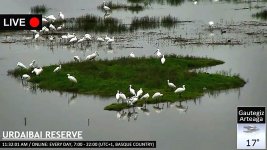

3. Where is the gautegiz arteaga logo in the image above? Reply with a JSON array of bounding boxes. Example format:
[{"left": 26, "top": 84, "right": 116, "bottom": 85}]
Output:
[{"left": 0, "top": 14, "right": 42, "bottom": 30}]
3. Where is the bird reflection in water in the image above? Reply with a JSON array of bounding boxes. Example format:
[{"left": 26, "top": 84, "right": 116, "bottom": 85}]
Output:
[
  {"left": 68, "top": 92, "right": 78, "bottom": 105},
  {"left": 153, "top": 103, "right": 164, "bottom": 114},
  {"left": 175, "top": 101, "right": 188, "bottom": 113}
]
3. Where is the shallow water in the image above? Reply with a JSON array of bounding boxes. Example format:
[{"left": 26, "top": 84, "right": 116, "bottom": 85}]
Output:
[{"left": 0, "top": 0, "right": 267, "bottom": 150}]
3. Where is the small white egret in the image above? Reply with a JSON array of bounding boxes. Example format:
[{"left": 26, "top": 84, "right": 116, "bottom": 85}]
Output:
[
  {"left": 49, "top": 36, "right": 55, "bottom": 43},
  {"left": 74, "top": 56, "right": 80, "bottom": 62},
  {"left": 53, "top": 65, "right": 61, "bottom": 72},
  {"left": 154, "top": 49, "right": 162, "bottom": 57},
  {"left": 86, "top": 51, "right": 99, "bottom": 60},
  {"left": 84, "top": 34, "right": 92, "bottom": 41},
  {"left": 59, "top": 12, "right": 64, "bottom": 20},
  {"left": 119, "top": 92, "right": 127, "bottom": 101},
  {"left": 140, "top": 93, "right": 149, "bottom": 100},
  {"left": 29, "top": 60, "right": 36, "bottom": 68},
  {"left": 193, "top": 0, "right": 198, "bottom": 5},
  {"left": 46, "top": 15, "right": 56, "bottom": 22},
  {"left": 67, "top": 74, "right": 77, "bottom": 83},
  {"left": 136, "top": 88, "right": 143, "bottom": 98},
  {"left": 208, "top": 21, "right": 214, "bottom": 29},
  {"left": 17, "top": 62, "right": 27, "bottom": 69},
  {"left": 69, "top": 36, "right": 78, "bottom": 43},
  {"left": 174, "top": 85, "right": 186, "bottom": 97},
  {"left": 22, "top": 74, "right": 31, "bottom": 81},
  {"left": 167, "top": 80, "right": 176, "bottom": 89},
  {"left": 42, "top": 18, "right": 48, "bottom": 23},
  {"left": 32, "top": 67, "right": 43, "bottom": 76},
  {"left": 103, "top": 1, "right": 111, "bottom": 12},
  {"left": 129, "top": 85, "right": 136, "bottom": 96},
  {"left": 161, "top": 55, "right": 165, "bottom": 64},
  {"left": 34, "top": 33, "right": 39, "bottom": 40},
  {"left": 57, "top": 25, "right": 63, "bottom": 31},
  {"left": 130, "top": 52, "right": 135, "bottom": 58},
  {"left": 77, "top": 37, "right": 86, "bottom": 43}
]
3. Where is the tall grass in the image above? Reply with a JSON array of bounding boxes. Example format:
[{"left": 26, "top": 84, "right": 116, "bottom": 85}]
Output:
[
  {"left": 252, "top": 10, "right": 267, "bottom": 20},
  {"left": 97, "top": 1, "right": 145, "bottom": 13},
  {"left": 30, "top": 5, "right": 48, "bottom": 14}
]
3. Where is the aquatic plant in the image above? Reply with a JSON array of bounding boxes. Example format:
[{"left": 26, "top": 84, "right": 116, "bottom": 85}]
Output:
[
  {"left": 30, "top": 5, "right": 48, "bottom": 14},
  {"left": 252, "top": 10, "right": 267, "bottom": 20},
  {"left": 97, "top": 1, "right": 145, "bottom": 13}
]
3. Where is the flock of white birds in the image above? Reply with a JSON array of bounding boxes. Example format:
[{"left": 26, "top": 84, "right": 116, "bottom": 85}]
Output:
[{"left": 14, "top": 1, "right": 221, "bottom": 108}]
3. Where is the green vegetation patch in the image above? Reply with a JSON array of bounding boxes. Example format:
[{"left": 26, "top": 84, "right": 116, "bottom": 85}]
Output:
[{"left": 8, "top": 55, "right": 246, "bottom": 111}]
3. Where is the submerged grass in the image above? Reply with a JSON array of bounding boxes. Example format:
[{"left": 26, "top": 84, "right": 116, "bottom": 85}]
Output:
[
  {"left": 8, "top": 55, "right": 246, "bottom": 111},
  {"left": 252, "top": 10, "right": 267, "bottom": 20},
  {"left": 30, "top": 5, "right": 48, "bottom": 14},
  {"left": 97, "top": 1, "right": 145, "bottom": 13}
]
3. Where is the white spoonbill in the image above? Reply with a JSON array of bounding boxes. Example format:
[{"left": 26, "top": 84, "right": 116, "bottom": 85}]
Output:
[
  {"left": 46, "top": 15, "right": 56, "bottom": 22},
  {"left": 69, "top": 36, "right": 78, "bottom": 43},
  {"left": 57, "top": 25, "right": 63, "bottom": 31},
  {"left": 74, "top": 56, "right": 80, "bottom": 62},
  {"left": 29, "top": 60, "right": 36, "bottom": 68},
  {"left": 129, "top": 85, "right": 136, "bottom": 96},
  {"left": 107, "top": 36, "right": 114, "bottom": 44},
  {"left": 77, "top": 37, "right": 86, "bottom": 43},
  {"left": 129, "top": 52, "right": 135, "bottom": 58},
  {"left": 97, "top": 37, "right": 105, "bottom": 42},
  {"left": 119, "top": 92, "right": 127, "bottom": 102},
  {"left": 42, "top": 18, "right": 48, "bottom": 23},
  {"left": 174, "top": 85, "right": 186, "bottom": 97},
  {"left": 86, "top": 51, "right": 99, "bottom": 60},
  {"left": 22, "top": 74, "right": 31, "bottom": 81},
  {"left": 105, "top": 35, "right": 110, "bottom": 41},
  {"left": 49, "top": 24, "right": 56, "bottom": 31},
  {"left": 32, "top": 67, "right": 43, "bottom": 76},
  {"left": 136, "top": 88, "right": 143, "bottom": 98},
  {"left": 161, "top": 55, "right": 165, "bottom": 64},
  {"left": 152, "top": 92, "right": 163, "bottom": 99},
  {"left": 167, "top": 80, "right": 176, "bottom": 89},
  {"left": 59, "top": 12, "right": 64, "bottom": 20},
  {"left": 116, "top": 90, "right": 120, "bottom": 102},
  {"left": 140, "top": 93, "right": 149, "bottom": 100},
  {"left": 17, "top": 62, "right": 27, "bottom": 69},
  {"left": 84, "top": 34, "right": 92, "bottom": 41},
  {"left": 53, "top": 65, "right": 61, "bottom": 72},
  {"left": 154, "top": 49, "right": 162, "bottom": 57},
  {"left": 67, "top": 74, "right": 77, "bottom": 83}
]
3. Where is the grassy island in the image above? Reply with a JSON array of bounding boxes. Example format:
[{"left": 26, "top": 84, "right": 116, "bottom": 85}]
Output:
[{"left": 8, "top": 55, "right": 246, "bottom": 111}]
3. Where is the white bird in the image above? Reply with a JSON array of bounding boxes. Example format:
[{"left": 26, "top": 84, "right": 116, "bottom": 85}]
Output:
[
  {"left": 77, "top": 37, "right": 86, "bottom": 43},
  {"left": 119, "top": 92, "right": 127, "bottom": 101},
  {"left": 140, "top": 93, "right": 149, "bottom": 100},
  {"left": 67, "top": 74, "right": 77, "bottom": 83},
  {"left": 17, "top": 62, "right": 27, "bottom": 69},
  {"left": 49, "top": 36, "right": 54, "bottom": 42},
  {"left": 53, "top": 65, "right": 61, "bottom": 72},
  {"left": 30, "top": 30, "right": 38, "bottom": 34},
  {"left": 129, "top": 85, "right": 136, "bottom": 96},
  {"left": 69, "top": 36, "right": 78, "bottom": 43},
  {"left": 86, "top": 51, "right": 99, "bottom": 60},
  {"left": 130, "top": 52, "right": 135, "bottom": 58},
  {"left": 128, "top": 96, "right": 138, "bottom": 105},
  {"left": 161, "top": 55, "right": 165, "bottom": 64},
  {"left": 154, "top": 49, "right": 162, "bottom": 57},
  {"left": 116, "top": 90, "right": 120, "bottom": 101},
  {"left": 84, "top": 34, "right": 92, "bottom": 41},
  {"left": 34, "top": 33, "right": 39, "bottom": 39},
  {"left": 174, "top": 85, "right": 186, "bottom": 96},
  {"left": 97, "top": 37, "right": 105, "bottom": 42},
  {"left": 22, "top": 74, "right": 31, "bottom": 81},
  {"left": 152, "top": 92, "right": 163, "bottom": 99},
  {"left": 103, "top": 1, "right": 111, "bottom": 12},
  {"left": 105, "top": 35, "right": 110, "bottom": 41},
  {"left": 57, "top": 25, "right": 63, "bottom": 31},
  {"left": 29, "top": 60, "right": 36, "bottom": 68},
  {"left": 136, "top": 88, "right": 143, "bottom": 98},
  {"left": 32, "top": 67, "right": 43, "bottom": 76},
  {"left": 46, "top": 15, "right": 56, "bottom": 22},
  {"left": 49, "top": 24, "right": 56, "bottom": 31},
  {"left": 67, "top": 33, "right": 76, "bottom": 39},
  {"left": 193, "top": 1, "right": 198, "bottom": 4},
  {"left": 167, "top": 80, "right": 176, "bottom": 89},
  {"left": 208, "top": 21, "right": 214, "bottom": 28},
  {"left": 74, "top": 56, "right": 80, "bottom": 62},
  {"left": 42, "top": 18, "right": 48, "bottom": 23},
  {"left": 107, "top": 36, "right": 114, "bottom": 44},
  {"left": 59, "top": 12, "right": 64, "bottom": 20}
]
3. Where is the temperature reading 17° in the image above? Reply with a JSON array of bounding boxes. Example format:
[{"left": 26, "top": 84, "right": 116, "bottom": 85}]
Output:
[{"left": 246, "top": 139, "right": 259, "bottom": 147}]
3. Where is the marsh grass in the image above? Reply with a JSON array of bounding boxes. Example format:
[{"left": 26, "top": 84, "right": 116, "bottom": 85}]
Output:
[
  {"left": 30, "top": 5, "right": 48, "bottom": 14},
  {"left": 127, "top": 0, "right": 185, "bottom": 6},
  {"left": 252, "top": 10, "right": 267, "bottom": 20},
  {"left": 8, "top": 55, "right": 246, "bottom": 111}
]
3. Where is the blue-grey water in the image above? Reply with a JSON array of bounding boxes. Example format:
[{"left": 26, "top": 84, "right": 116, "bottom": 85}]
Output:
[{"left": 0, "top": 0, "right": 266, "bottom": 149}]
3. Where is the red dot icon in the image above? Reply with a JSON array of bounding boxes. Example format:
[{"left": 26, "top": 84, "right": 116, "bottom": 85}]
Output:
[{"left": 29, "top": 17, "right": 40, "bottom": 28}]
